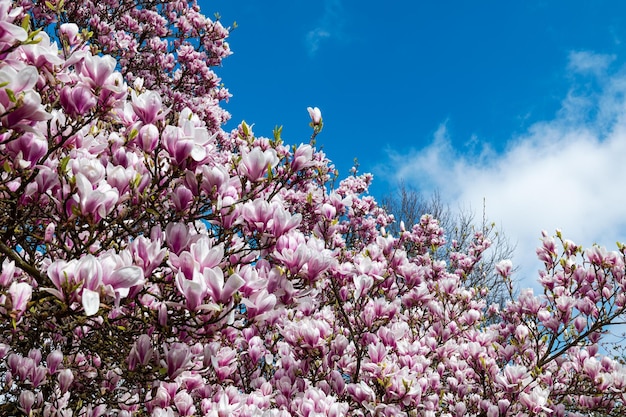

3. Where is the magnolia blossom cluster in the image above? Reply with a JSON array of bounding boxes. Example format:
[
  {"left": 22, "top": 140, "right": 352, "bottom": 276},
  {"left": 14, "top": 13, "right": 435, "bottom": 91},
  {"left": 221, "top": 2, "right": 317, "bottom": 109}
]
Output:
[
  {"left": 0, "top": 1, "right": 626, "bottom": 416},
  {"left": 22, "top": 0, "right": 232, "bottom": 133}
]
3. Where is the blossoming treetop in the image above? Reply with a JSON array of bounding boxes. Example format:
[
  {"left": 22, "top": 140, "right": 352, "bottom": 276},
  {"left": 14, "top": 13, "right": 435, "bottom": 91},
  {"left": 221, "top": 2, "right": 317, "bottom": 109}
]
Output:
[{"left": 0, "top": 1, "right": 625, "bottom": 415}]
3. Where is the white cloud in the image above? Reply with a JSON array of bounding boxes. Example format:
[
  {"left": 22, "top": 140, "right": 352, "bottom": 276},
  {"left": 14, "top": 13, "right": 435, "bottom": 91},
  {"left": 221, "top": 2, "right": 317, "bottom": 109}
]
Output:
[
  {"left": 381, "top": 51, "right": 626, "bottom": 290},
  {"left": 305, "top": 0, "right": 347, "bottom": 56},
  {"left": 567, "top": 50, "right": 615, "bottom": 76}
]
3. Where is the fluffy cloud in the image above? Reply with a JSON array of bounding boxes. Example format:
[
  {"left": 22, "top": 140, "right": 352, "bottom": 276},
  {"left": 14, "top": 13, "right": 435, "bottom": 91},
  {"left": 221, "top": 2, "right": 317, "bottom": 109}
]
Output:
[
  {"left": 305, "top": 0, "right": 348, "bottom": 56},
  {"left": 381, "top": 51, "right": 626, "bottom": 289}
]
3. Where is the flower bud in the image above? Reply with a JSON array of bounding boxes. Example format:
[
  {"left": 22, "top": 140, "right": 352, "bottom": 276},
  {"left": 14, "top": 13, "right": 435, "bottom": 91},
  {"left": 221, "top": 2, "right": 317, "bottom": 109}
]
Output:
[
  {"left": 60, "top": 23, "right": 80, "bottom": 45},
  {"left": 307, "top": 106, "right": 322, "bottom": 126},
  {"left": 19, "top": 390, "right": 35, "bottom": 415},
  {"left": 58, "top": 369, "right": 74, "bottom": 393}
]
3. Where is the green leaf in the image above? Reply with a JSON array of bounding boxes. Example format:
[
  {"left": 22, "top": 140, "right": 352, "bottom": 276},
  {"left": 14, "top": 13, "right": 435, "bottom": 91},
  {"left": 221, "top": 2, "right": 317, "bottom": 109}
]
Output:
[
  {"left": 6, "top": 89, "right": 16, "bottom": 103},
  {"left": 273, "top": 125, "right": 283, "bottom": 141},
  {"left": 266, "top": 163, "right": 273, "bottom": 180},
  {"left": 21, "top": 14, "right": 30, "bottom": 30},
  {"left": 27, "top": 29, "right": 43, "bottom": 44},
  {"left": 132, "top": 173, "right": 141, "bottom": 188},
  {"left": 128, "top": 128, "right": 138, "bottom": 141},
  {"left": 241, "top": 121, "right": 250, "bottom": 137},
  {"left": 59, "top": 156, "right": 70, "bottom": 173}
]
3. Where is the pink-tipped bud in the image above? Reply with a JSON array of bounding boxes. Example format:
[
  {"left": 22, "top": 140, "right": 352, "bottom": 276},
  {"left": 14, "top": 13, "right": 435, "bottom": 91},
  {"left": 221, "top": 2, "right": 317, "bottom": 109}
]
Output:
[
  {"left": 0, "top": 344, "right": 9, "bottom": 360},
  {"left": 174, "top": 391, "right": 195, "bottom": 416},
  {"left": 44, "top": 222, "right": 56, "bottom": 243},
  {"left": 165, "top": 343, "right": 191, "bottom": 379},
  {"left": 139, "top": 123, "right": 159, "bottom": 152},
  {"left": 495, "top": 259, "right": 513, "bottom": 278},
  {"left": 8, "top": 282, "right": 32, "bottom": 318},
  {"left": 19, "top": 390, "right": 35, "bottom": 415},
  {"left": 135, "top": 334, "right": 154, "bottom": 367},
  {"left": 307, "top": 106, "right": 322, "bottom": 126},
  {"left": 47, "top": 350, "right": 63, "bottom": 374},
  {"left": 58, "top": 368, "right": 74, "bottom": 393},
  {"left": 60, "top": 23, "right": 80, "bottom": 45},
  {"left": 0, "top": 259, "right": 16, "bottom": 286},
  {"left": 158, "top": 303, "right": 168, "bottom": 328}
]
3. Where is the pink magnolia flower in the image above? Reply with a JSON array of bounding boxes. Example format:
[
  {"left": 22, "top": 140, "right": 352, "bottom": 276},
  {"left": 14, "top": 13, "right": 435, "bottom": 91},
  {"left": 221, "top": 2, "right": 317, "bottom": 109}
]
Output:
[
  {"left": 199, "top": 165, "right": 230, "bottom": 196},
  {"left": 174, "top": 391, "right": 195, "bottom": 417},
  {"left": 18, "top": 31, "right": 64, "bottom": 69},
  {"left": 202, "top": 390, "right": 243, "bottom": 416},
  {"left": 242, "top": 289, "right": 276, "bottom": 320},
  {"left": 181, "top": 119, "right": 215, "bottom": 163},
  {"left": 131, "top": 90, "right": 166, "bottom": 124},
  {"left": 171, "top": 185, "right": 194, "bottom": 212},
  {"left": 518, "top": 386, "right": 552, "bottom": 414},
  {"left": 60, "top": 83, "right": 97, "bottom": 117},
  {"left": 46, "top": 350, "right": 63, "bottom": 374},
  {"left": 367, "top": 342, "right": 386, "bottom": 364},
  {"left": 165, "top": 222, "right": 191, "bottom": 254},
  {"left": 189, "top": 237, "right": 223, "bottom": 270},
  {"left": 74, "top": 172, "right": 120, "bottom": 221},
  {"left": 501, "top": 364, "right": 531, "bottom": 389},
  {"left": 59, "top": 23, "right": 80, "bottom": 46},
  {"left": 210, "top": 346, "right": 237, "bottom": 381},
  {"left": 307, "top": 106, "right": 322, "bottom": 126},
  {"left": 0, "top": 1, "right": 27, "bottom": 43},
  {"left": 238, "top": 147, "right": 279, "bottom": 182},
  {"left": 495, "top": 259, "right": 513, "bottom": 278},
  {"left": 162, "top": 125, "right": 194, "bottom": 164},
  {"left": 242, "top": 199, "right": 275, "bottom": 231},
  {"left": 79, "top": 54, "right": 118, "bottom": 89},
  {"left": 354, "top": 274, "right": 373, "bottom": 299},
  {"left": 138, "top": 123, "right": 160, "bottom": 152},
  {"left": 58, "top": 368, "right": 74, "bottom": 393},
  {"left": 269, "top": 206, "right": 302, "bottom": 237},
  {"left": 106, "top": 163, "right": 136, "bottom": 194},
  {"left": 18, "top": 390, "right": 35, "bottom": 416},
  {"left": 0, "top": 259, "right": 16, "bottom": 286},
  {"left": 71, "top": 156, "right": 105, "bottom": 184},
  {"left": 291, "top": 143, "right": 315, "bottom": 172},
  {"left": 5, "top": 132, "right": 48, "bottom": 168},
  {"left": 45, "top": 259, "right": 77, "bottom": 300},
  {"left": 175, "top": 270, "right": 208, "bottom": 311},
  {"left": 103, "top": 266, "right": 145, "bottom": 299},
  {"left": 8, "top": 281, "right": 32, "bottom": 318},
  {"left": 162, "top": 116, "right": 215, "bottom": 165},
  {"left": 128, "top": 334, "right": 154, "bottom": 369},
  {"left": 347, "top": 381, "right": 376, "bottom": 404},
  {"left": 204, "top": 267, "right": 245, "bottom": 304},
  {"left": 129, "top": 235, "right": 166, "bottom": 276},
  {"left": 164, "top": 343, "right": 191, "bottom": 379},
  {"left": 82, "top": 288, "right": 100, "bottom": 316},
  {"left": 76, "top": 255, "right": 102, "bottom": 291},
  {"left": 1, "top": 82, "right": 51, "bottom": 129}
]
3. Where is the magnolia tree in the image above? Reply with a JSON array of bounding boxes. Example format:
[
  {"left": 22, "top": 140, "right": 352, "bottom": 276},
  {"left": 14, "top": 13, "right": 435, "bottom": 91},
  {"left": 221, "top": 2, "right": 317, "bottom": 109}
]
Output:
[
  {"left": 382, "top": 186, "right": 518, "bottom": 308},
  {"left": 1, "top": 1, "right": 626, "bottom": 416}
]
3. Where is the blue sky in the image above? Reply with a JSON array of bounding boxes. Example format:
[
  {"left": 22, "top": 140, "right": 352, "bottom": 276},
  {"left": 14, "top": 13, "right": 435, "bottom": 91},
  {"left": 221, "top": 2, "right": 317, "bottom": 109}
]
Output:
[{"left": 205, "top": 0, "right": 626, "bottom": 287}]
